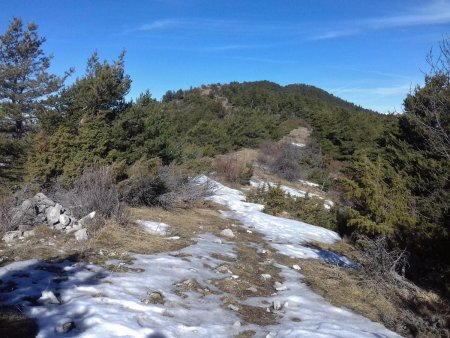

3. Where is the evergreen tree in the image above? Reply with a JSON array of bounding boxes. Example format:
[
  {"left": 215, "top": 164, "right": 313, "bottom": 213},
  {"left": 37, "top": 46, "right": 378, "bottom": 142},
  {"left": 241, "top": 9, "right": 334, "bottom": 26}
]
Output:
[{"left": 0, "top": 17, "right": 70, "bottom": 138}]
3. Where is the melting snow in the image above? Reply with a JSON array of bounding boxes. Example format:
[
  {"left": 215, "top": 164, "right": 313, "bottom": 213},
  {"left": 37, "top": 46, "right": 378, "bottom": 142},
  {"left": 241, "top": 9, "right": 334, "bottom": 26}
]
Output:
[
  {"left": 135, "top": 220, "right": 170, "bottom": 236},
  {"left": 0, "top": 176, "right": 398, "bottom": 337},
  {"left": 250, "top": 178, "right": 334, "bottom": 211}
]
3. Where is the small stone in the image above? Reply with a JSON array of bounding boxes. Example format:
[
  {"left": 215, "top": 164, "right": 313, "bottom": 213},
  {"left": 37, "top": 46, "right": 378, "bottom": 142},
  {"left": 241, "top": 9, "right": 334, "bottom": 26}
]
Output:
[
  {"left": 33, "top": 193, "right": 55, "bottom": 207},
  {"left": 213, "top": 238, "right": 222, "bottom": 244},
  {"left": 55, "top": 320, "right": 75, "bottom": 333},
  {"left": 272, "top": 300, "right": 282, "bottom": 311},
  {"left": 232, "top": 321, "right": 241, "bottom": 328},
  {"left": 228, "top": 304, "right": 239, "bottom": 311},
  {"left": 2, "top": 231, "right": 22, "bottom": 243},
  {"left": 78, "top": 211, "right": 96, "bottom": 226},
  {"left": 46, "top": 204, "right": 62, "bottom": 225},
  {"left": 35, "top": 213, "right": 47, "bottom": 224},
  {"left": 275, "top": 282, "right": 287, "bottom": 291},
  {"left": 260, "top": 274, "right": 271, "bottom": 281},
  {"left": 292, "top": 264, "right": 301, "bottom": 271},
  {"left": 75, "top": 228, "right": 88, "bottom": 242},
  {"left": 220, "top": 229, "right": 235, "bottom": 238},
  {"left": 38, "top": 290, "right": 60, "bottom": 304},
  {"left": 231, "top": 275, "right": 239, "bottom": 279},
  {"left": 246, "top": 230, "right": 253, "bottom": 234},
  {"left": 266, "top": 331, "right": 277, "bottom": 338},
  {"left": 59, "top": 214, "right": 71, "bottom": 227},
  {"left": 54, "top": 222, "right": 66, "bottom": 230},
  {"left": 22, "top": 230, "right": 35, "bottom": 238}
]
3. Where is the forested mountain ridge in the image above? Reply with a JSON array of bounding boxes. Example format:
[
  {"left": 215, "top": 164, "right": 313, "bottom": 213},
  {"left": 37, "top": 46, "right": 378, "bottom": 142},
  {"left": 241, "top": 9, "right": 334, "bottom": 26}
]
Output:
[{"left": 162, "top": 80, "right": 398, "bottom": 161}]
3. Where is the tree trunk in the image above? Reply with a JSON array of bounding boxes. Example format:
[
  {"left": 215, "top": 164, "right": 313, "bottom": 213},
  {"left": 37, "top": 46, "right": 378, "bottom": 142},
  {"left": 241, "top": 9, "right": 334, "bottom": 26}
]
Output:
[{"left": 14, "top": 119, "right": 23, "bottom": 139}]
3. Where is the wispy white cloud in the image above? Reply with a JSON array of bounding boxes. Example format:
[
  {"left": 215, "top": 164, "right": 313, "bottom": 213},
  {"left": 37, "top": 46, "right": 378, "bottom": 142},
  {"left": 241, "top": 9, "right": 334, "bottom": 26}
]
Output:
[
  {"left": 312, "top": 0, "right": 450, "bottom": 40},
  {"left": 308, "top": 29, "right": 359, "bottom": 41},
  {"left": 365, "top": 0, "right": 450, "bottom": 29},
  {"left": 231, "top": 56, "right": 296, "bottom": 64},
  {"left": 126, "top": 1, "right": 450, "bottom": 42},
  {"left": 331, "top": 84, "right": 412, "bottom": 97}
]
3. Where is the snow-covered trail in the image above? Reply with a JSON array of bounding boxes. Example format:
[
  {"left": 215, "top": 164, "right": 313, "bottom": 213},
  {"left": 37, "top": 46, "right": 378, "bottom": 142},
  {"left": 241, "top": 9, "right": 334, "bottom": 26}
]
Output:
[{"left": 0, "top": 178, "right": 400, "bottom": 337}]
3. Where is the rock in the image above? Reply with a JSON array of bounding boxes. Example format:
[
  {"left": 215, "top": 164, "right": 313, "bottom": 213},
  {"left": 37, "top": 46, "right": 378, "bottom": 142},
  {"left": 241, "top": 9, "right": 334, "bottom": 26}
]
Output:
[
  {"left": 213, "top": 238, "right": 222, "bottom": 244},
  {"left": 46, "top": 204, "right": 62, "bottom": 225},
  {"left": 275, "top": 282, "right": 287, "bottom": 291},
  {"left": 272, "top": 300, "right": 282, "bottom": 311},
  {"left": 266, "top": 331, "right": 277, "bottom": 338},
  {"left": 32, "top": 193, "right": 55, "bottom": 207},
  {"left": 228, "top": 304, "right": 239, "bottom": 311},
  {"left": 232, "top": 321, "right": 241, "bottom": 328},
  {"left": 282, "top": 301, "right": 289, "bottom": 309},
  {"left": 78, "top": 211, "right": 96, "bottom": 226},
  {"left": 2, "top": 231, "right": 22, "bottom": 243},
  {"left": 19, "top": 199, "right": 34, "bottom": 213},
  {"left": 54, "top": 222, "right": 66, "bottom": 231},
  {"left": 75, "top": 228, "right": 88, "bottom": 242},
  {"left": 65, "top": 222, "right": 83, "bottom": 234},
  {"left": 35, "top": 213, "right": 47, "bottom": 224},
  {"left": 38, "top": 290, "right": 60, "bottom": 304},
  {"left": 260, "top": 274, "right": 272, "bottom": 281},
  {"left": 37, "top": 204, "right": 47, "bottom": 213},
  {"left": 22, "top": 230, "right": 36, "bottom": 238},
  {"left": 220, "top": 228, "right": 235, "bottom": 238},
  {"left": 59, "top": 214, "right": 71, "bottom": 227},
  {"left": 55, "top": 320, "right": 75, "bottom": 334},
  {"left": 292, "top": 264, "right": 301, "bottom": 271}
]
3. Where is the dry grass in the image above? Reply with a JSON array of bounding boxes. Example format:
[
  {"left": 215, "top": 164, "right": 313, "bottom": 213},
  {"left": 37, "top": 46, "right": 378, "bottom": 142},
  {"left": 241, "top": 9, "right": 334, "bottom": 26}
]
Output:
[
  {"left": 275, "top": 249, "right": 450, "bottom": 338},
  {"left": 223, "top": 297, "right": 279, "bottom": 326},
  {"left": 212, "top": 244, "right": 282, "bottom": 299},
  {"left": 281, "top": 126, "right": 310, "bottom": 145}
]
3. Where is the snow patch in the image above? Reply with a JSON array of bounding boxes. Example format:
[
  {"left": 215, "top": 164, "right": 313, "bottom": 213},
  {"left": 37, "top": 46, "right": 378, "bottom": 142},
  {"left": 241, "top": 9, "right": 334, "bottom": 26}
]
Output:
[{"left": 135, "top": 220, "right": 170, "bottom": 236}]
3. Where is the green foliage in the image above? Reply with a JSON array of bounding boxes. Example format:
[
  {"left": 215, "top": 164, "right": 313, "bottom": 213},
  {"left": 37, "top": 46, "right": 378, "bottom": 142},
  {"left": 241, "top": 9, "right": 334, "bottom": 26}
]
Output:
[
  {"left": 341, "top": 156, "right": 416, "bottom": 237},
  {"left": 0, "top": 17, "right": 70, "bottom": 138}
]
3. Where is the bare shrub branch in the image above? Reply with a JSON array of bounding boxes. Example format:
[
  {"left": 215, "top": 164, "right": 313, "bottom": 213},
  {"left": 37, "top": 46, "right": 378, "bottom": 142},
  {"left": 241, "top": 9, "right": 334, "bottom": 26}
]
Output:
[{"left": 121, "top": 165, "right": 214, "bottom": 210}]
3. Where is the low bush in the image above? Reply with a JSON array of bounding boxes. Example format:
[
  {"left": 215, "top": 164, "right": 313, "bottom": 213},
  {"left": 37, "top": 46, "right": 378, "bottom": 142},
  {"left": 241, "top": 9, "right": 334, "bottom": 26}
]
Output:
[
  {"left": 50, "top": 165, "right": 121, "bottom": 221},
  {"left": 258, "top": 141, "right": 301, "bottom": 181},
  {"left": 120, "top": 165, "right": 213, "bottom": 209}
]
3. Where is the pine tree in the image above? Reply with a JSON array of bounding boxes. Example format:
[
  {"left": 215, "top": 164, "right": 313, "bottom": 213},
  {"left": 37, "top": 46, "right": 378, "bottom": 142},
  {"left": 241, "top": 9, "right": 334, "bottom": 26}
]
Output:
[{"left": 0, "top": 17, "right": 71, "bottom": 138}]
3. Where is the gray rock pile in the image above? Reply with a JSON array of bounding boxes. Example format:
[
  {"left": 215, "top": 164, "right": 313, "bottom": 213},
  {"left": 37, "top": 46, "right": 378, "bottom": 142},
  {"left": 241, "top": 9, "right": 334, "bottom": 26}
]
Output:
[{"left": 2, "top": 193, "right": 94, "bottom": 243}]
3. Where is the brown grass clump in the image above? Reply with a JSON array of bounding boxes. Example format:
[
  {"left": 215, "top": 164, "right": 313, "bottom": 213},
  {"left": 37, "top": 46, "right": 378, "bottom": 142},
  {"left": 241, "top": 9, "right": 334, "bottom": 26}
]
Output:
[
  {"left": 88, "top": 221, "right": 188, "bottom": 256},
  {"left": 130, "top": 206, "right": 236, "bottom": 240},
  {"left": 223, "top": 297, "right": 279, "bottom": 326},
  {"left": 214, "top": 153, "right": 253, "bottom": 185}
]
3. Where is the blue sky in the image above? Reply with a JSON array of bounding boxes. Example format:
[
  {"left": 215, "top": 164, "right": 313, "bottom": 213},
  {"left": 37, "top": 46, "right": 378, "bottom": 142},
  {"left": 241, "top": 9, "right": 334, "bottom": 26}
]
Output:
[{"left": 1, "top": 0, "right": 449, "bottom": 113}]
